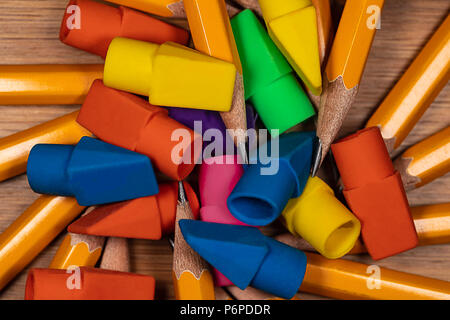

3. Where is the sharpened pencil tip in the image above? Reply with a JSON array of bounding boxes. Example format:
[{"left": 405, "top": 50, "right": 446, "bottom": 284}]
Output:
[
  {"left": 178, "top": 181, "right": 187, "bottom": 203},
  {"left": 168, "top": 238, "right": 175, "bottom": 250},
  {"left": 311, "top": 138, "right": 323, "bottom": 177}
]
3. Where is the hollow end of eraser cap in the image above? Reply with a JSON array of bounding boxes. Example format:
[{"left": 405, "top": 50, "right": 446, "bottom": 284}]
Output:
[
  {"left": 136, "top": 113, "right": 202, "bottom": 180},
  {"left": 251, "top": 237, "right": 307, "bottom": 299},
  {"left": 332, "top": 127, "right": 394, "bottom": 190},
  {"left": 104, "top": 37, "right": 158, "bottom": 96},
  {"left": 60, "top": 0, "right": 122, "bottom": 58},
  {"left": 27, "top": 144, "right": 75, "bottom": 197},
  {"left": 282, "top": 177, "right": 361, "bottom": 259},
  {"left": 228, "top": 163, "right": 298, "bottom": 226},
  {"left": 250, "top": 74, "right": 315, "bottom": 135},
  {"left": 259, "top": 0, "right": 312, "bottom": 22}
]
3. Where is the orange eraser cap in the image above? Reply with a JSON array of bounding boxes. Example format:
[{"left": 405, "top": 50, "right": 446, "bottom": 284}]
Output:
[
  {"left": 77, "top": 80, "right": 201, "bottom": 180},
  {"left": 332, "top": 127, "right": 418, "bottom": 260},
  {"left": 331, "top": 127, "right": 394, "bottom": 189},
  {"left": 25, "top": 267, "right": 155, "bottom": 300},
  {"left": 60, "top": 0, "right": 189, "bottom": 58},
  {"left": 68, "top": 182, "right": 200, "bottom": 239},
  {"left": 344, "top": 172, "right": 418, "bottom": 259}
]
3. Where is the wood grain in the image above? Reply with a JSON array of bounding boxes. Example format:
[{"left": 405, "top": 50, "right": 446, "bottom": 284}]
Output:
[{"left": 0, "top": 0, "right": 449, "bottom": 300}]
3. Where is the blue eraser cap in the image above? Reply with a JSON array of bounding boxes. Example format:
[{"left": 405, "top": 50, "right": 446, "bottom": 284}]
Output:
[
  {"left": 68, "top": 137, "right": 159, "bottom": 206},
  {"left": 252, "top": 236, "right": 307, "bottom": 299},
  {"left": 27, "top": 144, "right": 75, "bottom": 196},
  {"left": 179, "top": 220, "right": 269, "bottom": 289},
  {"left": 228, "top": 132, "right": 315, "bottom": 226},
  {"left": 179, "top": 220, "right": 307, "bottom": 299}
]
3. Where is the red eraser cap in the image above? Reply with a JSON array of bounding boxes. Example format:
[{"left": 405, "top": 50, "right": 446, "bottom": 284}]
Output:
[
  {"left": 60, "top": 0, "right": 189, "bottom": 58},
  {"left": 332, "top": 127, "right": 418, "bottom": 260},
  {"left": 331, "top": 127, "right": 394, "bottom": 189},
  {"left": 68, "top": 182, "right": 200, "bottom": 239},
  {"left": 344, "top": 172, "right": 418, "bottom": 260},
  {"left": 77, "top": 80, "right": 201, "bottom": 180},
  {"left": 25, "top": 267, "right": 155, "bottom": 300}
]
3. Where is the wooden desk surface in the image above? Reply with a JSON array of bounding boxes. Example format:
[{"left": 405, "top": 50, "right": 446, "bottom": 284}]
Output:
[{"left": 0, "top": 0, "right": 449, "bottom": 300}]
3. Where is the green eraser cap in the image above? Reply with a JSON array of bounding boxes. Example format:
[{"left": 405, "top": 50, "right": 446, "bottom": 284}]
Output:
[
  {"left": 251, "top": 74, "right": 315, "bottom": 135},
  {"left": 231, "top": 9, "right": 292, "bottom": 99},
  {"left": 231, "top": 9, "right": 315, "bottom": 134}
]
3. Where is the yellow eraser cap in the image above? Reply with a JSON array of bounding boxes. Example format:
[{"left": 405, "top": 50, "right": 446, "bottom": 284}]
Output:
[
  {"left": 282, "top": 177, "right": 361, "bottom": 259},
  {"left": 150, "top": 42, "right": 236, "bottom": 111},
  {"left": 259, "top": 0, "right": 312, "bottom": 22},
  {"left": 104, "top": 37, "right": 158, "bottom": 96},
  {"left": 266, "top": 5, "right": 322, "bottom": 95}
]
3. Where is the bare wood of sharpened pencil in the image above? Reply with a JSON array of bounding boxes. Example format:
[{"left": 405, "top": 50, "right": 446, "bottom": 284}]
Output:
[
  {"left": 173, "top": 202, "right": 208, "bottom": 280},
  {"left": 172, "top": 182, "right": 215, "bottom": 300},
  {"left": 233, "top": 0, "right": 263, "bottom": 17},
  {"left": 99, "top": 237, "right": 130, "bottom": 273},
  {"left": 394, "top": 126, "right": 450, "bottom": 191}
]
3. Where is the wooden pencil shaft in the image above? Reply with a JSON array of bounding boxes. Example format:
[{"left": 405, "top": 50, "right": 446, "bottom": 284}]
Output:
[
  {"left": 0, "top": 64, "right": 103, "bottom": 105},
  {"left": 100, "top": 237, "right": 130, "bottom": 273},
  {"left": 0, "top": 111, "right": 93, "bottom": 183},
  {"left": 300, "top": 252, "right": 450, "bottom": 300},
  {"left": 49, "top": 232, "right": 105, "bottom": 270},
  {"left": 394, "top": 126, "right": 450, "bottom": 190},
  {"left": 0, "top": 196, "right": 85, "bottom": 291},
  {"left": 366, "top": 15, "right": 450, "bottom": 152}
]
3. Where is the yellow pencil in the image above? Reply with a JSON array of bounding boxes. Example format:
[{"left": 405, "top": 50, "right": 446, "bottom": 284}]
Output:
[
  {"left": 172, "top": 182, "right": 215, "bottom": 300},
  {"left": 0, "top": 110, "right": 93, "bottom": 183},
  {"left": 0, "top": 65, "right": 103, "bottom": 105},
  {"left": 394, "top": 127, "right": 450, "bottom": 190},
  {"left": 366, "top": 15, "right": 450, "bottom": 153},
  {"left": 0, "top": 196, "right": 85, "bottom": 290},
  {"left": 312, "top": 0, "right": 385, "bottom": 175}
]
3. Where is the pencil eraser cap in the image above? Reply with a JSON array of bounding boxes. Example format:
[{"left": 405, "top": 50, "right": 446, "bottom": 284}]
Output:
[
  {"left": 179, "top": 220, "right": 269, "bottom": 289},
  {"left": 25, "top": 267, "right": 155, "bottom": 300},
  {"left": 60, "top": 0, "right": 122, "bottom": 58},
  {"left": 282, "top": 177, "right": 361, "bottom": 259},
  {"left": 331, "top": 127, "right": 394, "bottom": 189},
  {"left": 228, "top": 132, "right": 314, "bottom": 226},
  {"left": 104, "top": 37, "right": 158, "bottom": 96},
  {"left": 27, "top": 144, "right": 75, "bottom": 197},
  {"left": 60, "top": 0, "right": 188, "bottom": 58},
  {"left": 150, "top": 42, "right": 237, "bottom": 111},
  {"left": 258, "top": 0, "right": 312, "bottom": 22},
  {"left": 68, "top": 137, "right": 159, "bottom": 206},
  {"left": 179, "top": 220, "right": 307, "bottom": 299},
  {"left": 135, "top": 113, "right": 202, "bottom": 181},
  {"left": 251, "top": 234, "right": 307, "bottom": 299},
  {"left": 250, "top": 74, "right": 315, "bottom": 134},
  {"left": 344, "top": 172, "right": 418, "bottom": 260},
  {"left": 78, "top": 80, "right": 201, "bottom": 180},
  {"left": 68, "top": 181, "right": 199, "bottom": 239},
  {"left": 78, "top": 80, "right": 161, "bottom": 151},
  {"left": 231, "top": 9, "right": 292, "bottom": 99},
  {"left": 199, "top": 155, "right": 248, "bottom": 287},
  {"left": 332, "top": 128, "right": 418, "bottom": 260},
  {"left": 119, "top": 6, "right": 189, "bottom": 46}
]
